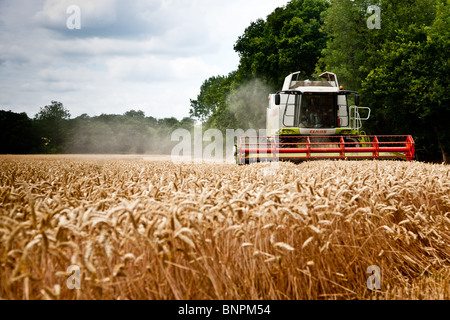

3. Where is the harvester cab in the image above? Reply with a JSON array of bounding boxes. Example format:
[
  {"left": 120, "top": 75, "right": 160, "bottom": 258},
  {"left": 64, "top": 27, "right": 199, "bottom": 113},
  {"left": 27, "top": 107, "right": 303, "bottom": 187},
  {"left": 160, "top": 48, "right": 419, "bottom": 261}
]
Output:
[
  {"left": 236, "top": 71, "right": 415, "bottom": 164},
  {"left": 268, "top": 72, "right": 370, "bottom": 138}
]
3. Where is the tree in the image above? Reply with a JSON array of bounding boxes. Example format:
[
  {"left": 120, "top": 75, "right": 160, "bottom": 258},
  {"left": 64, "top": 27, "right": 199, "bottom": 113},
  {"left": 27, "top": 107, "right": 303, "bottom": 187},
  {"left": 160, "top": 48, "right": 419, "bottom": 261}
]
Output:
[
  {"left": 68, "top": 119, "right": 116, "bottom": 154},
  {"left": 319, "top": 0, "right": 448, "bottom": 162},
  {"left": 317, "top": 0, "right": 370, "bottom": 90},
  {"left": 189, "top": 74, "right": 235, "bottom": 122},
  {"left": 234, "top": 0, "right": 330, "bottom": 87},
  {"left": 0, "top": 110, "right": 42, "bottom": 153},
  {"left": 34, "top": 101, "right": 71, "bottom": 153},
  {"left": 172, "top": 117, "right": 195, "bottom": 131},
  {"left": 124, "top": 110, "right": 146, "bottom": 119},
  {"left": 361, "top": 3, "right": 449, "bottom": 163},
  {"left": 189, "top": 73, "right": 241, "bottom": 131},
  {"left": 158, "top": 117, "right": 180, "bottom": 128},
  {"left": 66, "top": 111, "right": 184, "bottom": 154},
  {"left": 145, "top": 115, "right": 158, "bottom": 128},
  {"left": 319, "top": 0, "right": 438, "bottom": 90}
]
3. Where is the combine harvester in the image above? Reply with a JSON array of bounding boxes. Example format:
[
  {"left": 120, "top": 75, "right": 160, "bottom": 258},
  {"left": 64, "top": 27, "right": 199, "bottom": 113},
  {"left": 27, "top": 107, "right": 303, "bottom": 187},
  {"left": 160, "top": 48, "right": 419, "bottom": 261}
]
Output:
[{"left": 236, "top": 71, "right": 415, "bottom": 164}]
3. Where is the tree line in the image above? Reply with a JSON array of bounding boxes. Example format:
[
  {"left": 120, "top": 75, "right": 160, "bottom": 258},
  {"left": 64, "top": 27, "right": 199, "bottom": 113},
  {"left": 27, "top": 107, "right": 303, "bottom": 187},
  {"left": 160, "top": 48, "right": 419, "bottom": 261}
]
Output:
[
  {"left": 0, "top": 101, "right": 194, "bottom": 154},
  {"left": 189, "top": 0, "right": 449, "bottom": 163}
]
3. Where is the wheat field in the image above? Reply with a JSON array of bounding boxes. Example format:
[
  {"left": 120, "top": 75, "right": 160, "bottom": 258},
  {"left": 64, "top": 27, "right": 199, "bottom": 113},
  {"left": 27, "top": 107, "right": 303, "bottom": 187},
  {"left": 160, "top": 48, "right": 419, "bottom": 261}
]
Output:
[{"left": 0, "top": 155, "right": 449, "bottom": 300}]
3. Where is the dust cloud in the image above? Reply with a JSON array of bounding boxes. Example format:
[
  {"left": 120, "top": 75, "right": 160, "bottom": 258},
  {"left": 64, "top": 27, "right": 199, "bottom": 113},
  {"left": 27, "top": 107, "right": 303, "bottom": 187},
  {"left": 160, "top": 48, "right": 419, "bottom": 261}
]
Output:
[{"left": 226, "top": 78, "right": 274, "bottom": 131}]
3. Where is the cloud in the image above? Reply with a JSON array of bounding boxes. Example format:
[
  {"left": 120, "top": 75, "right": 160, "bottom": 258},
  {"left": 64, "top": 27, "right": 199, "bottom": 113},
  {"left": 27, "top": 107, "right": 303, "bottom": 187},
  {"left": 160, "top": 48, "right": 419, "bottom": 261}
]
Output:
[
  {"left": 33, "top": 0, "right": 158, "bottom": 38},
  {"left": 106, "top": 55, "right": 220, "bottom": 83},
  {"left": 107, "top": 56, "right": 170, "bottom": 82},
  {"left": 0, "top": 0, "right": 290, "bottom": 120},
  {"left": 33, "top": 0, "right": 208, "bottom": 40}
]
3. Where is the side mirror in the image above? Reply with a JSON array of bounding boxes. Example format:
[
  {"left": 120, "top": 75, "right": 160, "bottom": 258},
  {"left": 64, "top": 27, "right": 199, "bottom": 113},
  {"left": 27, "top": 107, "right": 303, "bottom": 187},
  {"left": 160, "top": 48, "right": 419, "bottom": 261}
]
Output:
[
  {"left": 275, "top": 94, "right": 281, "bottom": 106},
  {"left": 355, "top": 94, "right": 360, "bottom": 106}
]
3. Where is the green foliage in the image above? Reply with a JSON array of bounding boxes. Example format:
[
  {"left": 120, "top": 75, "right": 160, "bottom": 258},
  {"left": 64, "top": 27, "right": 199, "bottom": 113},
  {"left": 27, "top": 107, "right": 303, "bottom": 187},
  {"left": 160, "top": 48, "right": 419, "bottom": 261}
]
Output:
[
  {"left": 173, "top": 117, "right": 196, "bottom": 131},
  {"left": 318, "top": 0, "right": 438, "bottom": 90},
  {"left": 189, "top": 74, "right": 236, "bottom": 123},
  {"left": 1, "top": 105, "right": 195, "bottom": 155},
  {"left": 361, "top": 3, "right": 449, "bottom": 162},
  {"left": 34, "top": 101, "right": 71, "bottom": 153},
  {"left": 317, "top": 0, "right": 371, "bottom": 90},
  {"left": 313, "top": 0, "right": 448, "bottom": 162},
  {"left": 235, "top": 0, "right": 330, "bottom": 86},
  {"left": 35, "top": 101, "right": 71, "bottom": 121},
  {"left": 67, "top": 111, "right": 194, "bottom": 154},
  {"left": 124, "top": 109, "right": 146, "bottom": 119},
  {"left": 189, "top": 72, "right": 241, "bottom": 131},
  {"left": 0, "top": 110, "right": 42, "bottom": 154}
]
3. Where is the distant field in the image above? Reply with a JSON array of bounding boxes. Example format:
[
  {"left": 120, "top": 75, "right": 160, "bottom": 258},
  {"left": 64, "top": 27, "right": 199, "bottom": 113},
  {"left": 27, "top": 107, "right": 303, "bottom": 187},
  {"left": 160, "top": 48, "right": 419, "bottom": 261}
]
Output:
[
  {"left": 0, "top": 154, "right": 174, "bottom": 161},
  {"left": 0, "top": 155, "right": 449, "bottom": 299}
]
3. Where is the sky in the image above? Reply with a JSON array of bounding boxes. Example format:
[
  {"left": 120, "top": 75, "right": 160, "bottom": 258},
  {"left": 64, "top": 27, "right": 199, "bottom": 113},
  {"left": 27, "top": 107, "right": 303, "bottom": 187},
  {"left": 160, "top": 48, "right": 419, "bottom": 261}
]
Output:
[{"left": 0, "top": 0, "right": 290, "bottom": 120}]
